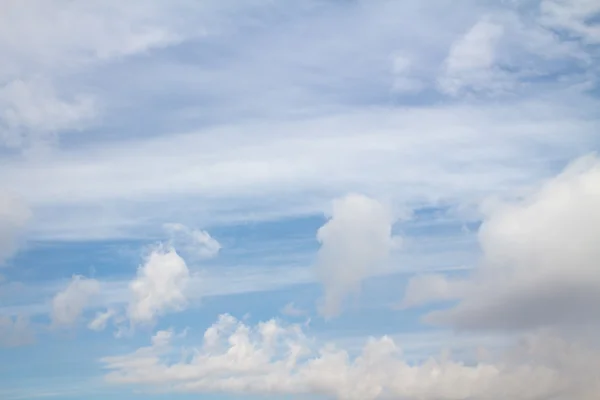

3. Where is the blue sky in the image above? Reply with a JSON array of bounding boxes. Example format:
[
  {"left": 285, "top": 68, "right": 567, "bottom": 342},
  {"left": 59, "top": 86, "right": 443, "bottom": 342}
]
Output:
[{"left": 1, "top": 1, "right": 600, "bottom": 399}]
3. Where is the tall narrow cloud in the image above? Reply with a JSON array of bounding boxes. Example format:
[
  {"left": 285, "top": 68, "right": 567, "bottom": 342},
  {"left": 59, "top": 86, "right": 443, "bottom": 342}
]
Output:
[
  {"left": 0, "top": 193, "right": 31, "bottom": 266},
  {"left": 316, "top": 194, "right": 397, "bottom": 317},
  {"left": 51, "top": 275, "right": 101, "bottom": 327},
  {"left": 128, "top": 246, "right": 190, "bottom": 324}
]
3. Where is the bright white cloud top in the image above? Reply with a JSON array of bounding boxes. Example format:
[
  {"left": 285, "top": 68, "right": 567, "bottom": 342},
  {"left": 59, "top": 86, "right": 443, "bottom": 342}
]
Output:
[{"left": 0, "top": 1, "right": 599, "bottom": 399}]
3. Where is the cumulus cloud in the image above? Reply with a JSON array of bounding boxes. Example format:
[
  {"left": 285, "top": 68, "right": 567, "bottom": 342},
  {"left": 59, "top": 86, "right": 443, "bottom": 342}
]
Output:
[
  {"left": 404, "top": 154, "right": 600, "bottom": 331},
  {"left": 127, "top": 246, "right": 190, "bottom": 324},
  {"left": 164, "top": 223, "right": 221, "bottom": 259},
  {"left": 0, "top": 193, "right": 31, "bottom": 266},
  {"left": 0, "top": 315, "right": 35, "bottom": 347},
  {"left": 438, "top": 17, "right": 505, "bottom": 95},
  {"left": 315, "top": 194, "right": 398, "bottom": 318},
  {"left": 101, "top": 313, "right": 600, "bottom": 400},
  {"left": 51, "top": 275, "right": 100, "bottom": 327}
]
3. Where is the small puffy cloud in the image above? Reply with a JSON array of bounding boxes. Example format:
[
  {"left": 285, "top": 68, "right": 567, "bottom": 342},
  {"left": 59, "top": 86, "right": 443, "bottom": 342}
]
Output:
[
  {"left": 51, "top": 275, "right": 100, "bottom": 327},
  {"left": 0, "top": 315, "right": 35, "bottom": 347},
  {"left": 0, "top": 193, "right": 31, "bottom": 266},
  {"left": 164, "top": 223, "right": 221, "bottom": 259},
  {"left": 407, "top": 154, "right": 600, "bottom": 331},
  {"left": 438, "top": 17, "right": 505, "bottom": 96},
  {"left": 88, "top": 308, "right": 116, "bottom": 331},
  {"left": 128, "top": 246, "right": 190, "bottom": 324},
  {"left": 101, "top": 314, "right": 600, "bottom": 400},
  {"left": 316, "top": 194, "right": 398, "bottom": 318},
  {"left": 281, "top": 302, "right": 307, "bottom": 318}
]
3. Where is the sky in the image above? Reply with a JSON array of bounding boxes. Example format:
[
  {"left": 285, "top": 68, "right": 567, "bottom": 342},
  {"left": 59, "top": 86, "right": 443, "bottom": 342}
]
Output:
[{"left": 0, "top": 0, "right": 600, "bottom": 399}]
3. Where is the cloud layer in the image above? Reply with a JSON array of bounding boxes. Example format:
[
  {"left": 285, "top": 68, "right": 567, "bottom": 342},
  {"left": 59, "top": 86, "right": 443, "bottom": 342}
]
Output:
[{"left": 102, "top": 314, "right": 600, "bottom": 400}]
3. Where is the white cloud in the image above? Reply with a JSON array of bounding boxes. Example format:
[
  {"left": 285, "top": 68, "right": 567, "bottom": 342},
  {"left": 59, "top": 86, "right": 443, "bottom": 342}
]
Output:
[
  {"left": 101, "top": 314, "right": 600, "bottom": 400},
  {"left": 128, "top": 246, "right": 190, "bottom": 324},
  {"left": 540, "top": 0, "right": 600, "bottom": 43},
  {"left": 0, "top": 78, "right": 96, "bottom": 151},
  {"left": 316, "top": 194, "right": 398, "bottom": 317},
  {"left": 88, "top": 308, "right": 116, "bottom": 331},
  {"left": 405, "top": 153, "right": 600, "bottom": 331},
  {"left": 164, "top": 223, "right": 221, "bottom": 259},
  {"left": 438, "top": 17, "right": 505, "bottom": 95},
  {"left": 281, "top": 302, "right": 308, "bottom": 318},
  {"left": 0, "top": 0, "right": 204, "bottom": 152},
  {"left": 399, "top": 273, "right": 468, "bottom": 309},
  {"left": 391, "top": 55, "right": 425, "bottom": 93},
  {"left": 51, "top": 275, "right": 100, "bottom": 327},
  {"left": 0, "top": 315, "right": 35, "bottom": 347},
  {"left": 2, "top": 95, "right": 596, "bottom": 241},
  {"left": 0, "top": 193, "right": 31, "bottom": 266}
]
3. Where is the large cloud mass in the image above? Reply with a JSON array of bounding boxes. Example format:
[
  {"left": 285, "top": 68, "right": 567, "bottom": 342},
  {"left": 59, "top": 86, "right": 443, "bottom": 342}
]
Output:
[
  {"left": 102, "top": 314, "right": 600, "bottom": 400},
  {"left": 403, "top": 154, "right": 600, "bottom": 331}
]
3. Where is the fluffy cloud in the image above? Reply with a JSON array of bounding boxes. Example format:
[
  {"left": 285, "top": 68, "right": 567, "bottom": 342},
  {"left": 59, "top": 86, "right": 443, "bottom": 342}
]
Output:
[
  {"left": 0, "top": 193, "right": 31, "bottom": 266},
  {"left": 164, "top": 223, "right": 221, "bottom": 259},
  {"left": 127, "top": 246, "right": 190, "bottom": 324},
  {"left": 404, "top": 154, "right": 600, "bottom": 331},
  {"left": 438, "top": 17, "right": 505, "bottom": 95},
  {"left": 101, "top": 313, "right": 600, "bottom": 400},
  {"left": 316, "top": 194, "right": 398, "bottom": 317},
  {"left": 0, "top": 315, "right": 35, "bottom": 347},
  {"left": 51, "top": 275, "right": 100, "bottom": 327}
]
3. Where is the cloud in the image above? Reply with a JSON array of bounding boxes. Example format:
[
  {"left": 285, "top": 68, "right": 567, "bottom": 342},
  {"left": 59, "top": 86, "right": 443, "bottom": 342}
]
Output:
[
  {"left": 398, "top": 273, "right": 468, "bottom": 309},
  {"left": 407, "top": 154, "right": 600, "bottom": 331},
  {"left": 316, "top": 194, "right": 398, "bottom": 317},
  {"left": 281, "top": 302, "right": 308, "bottom": 318},
  {"left": 127, "top": 246, "right": 190, "bottom": 324},
  {"left": 438, "top": 17, "right": 505, "bottom": 95},
  {"left": 88, "top": 308, "right": 116, "bottom": 331},
  {"left": 101, "top": 313, "right": 600, "bottom": 400},
  {"left": 391, "top": 55, "right": 425, "bottom": 93},
  {"left": 0, "top": 315, "right": 35, "bottom": 347},
  {"left": 0, "top": 193, "right": 31, "bottom": 266},
  {"left": 0, "top": 0, "right": 204, "bottom": 153},
  {"left": 539, "top": 0, "right": 600, "bottom": 44},
  {"left": 51, "top": 275, "right": 100, "bottom": 327},
  {"left": 0, "top": 78, "right": 96, "bottom": 151},
  {"left": 164, "top": 223, "right": 221, "bottom": 259}
]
